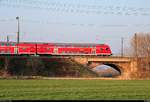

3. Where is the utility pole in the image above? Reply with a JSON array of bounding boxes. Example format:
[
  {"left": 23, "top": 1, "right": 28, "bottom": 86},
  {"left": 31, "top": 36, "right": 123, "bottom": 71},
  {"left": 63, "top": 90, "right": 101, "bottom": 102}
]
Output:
[
  {"left": 16, "top": 16, "right": 20, "bottom": 44},
  {"left": 6, "top": 35, "right": 9, "bottom": 42},
  {"left": 121, "top": 37, "right": 124, "bottom": 57},
  {"left": 5, "top": 35, "right": 9, "bottom": 77},
  {"left": 135, "top": 33, "right": 138, "bottom": 57}
]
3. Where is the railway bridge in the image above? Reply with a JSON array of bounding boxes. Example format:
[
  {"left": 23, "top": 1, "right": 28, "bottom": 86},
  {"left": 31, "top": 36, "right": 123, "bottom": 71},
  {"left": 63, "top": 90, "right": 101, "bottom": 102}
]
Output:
[
  {"left": 1, "top": 55, "right": 138, "bottom": 79},
  {"left": 71, "top": 56, "right": 138, "bottom": 79}
]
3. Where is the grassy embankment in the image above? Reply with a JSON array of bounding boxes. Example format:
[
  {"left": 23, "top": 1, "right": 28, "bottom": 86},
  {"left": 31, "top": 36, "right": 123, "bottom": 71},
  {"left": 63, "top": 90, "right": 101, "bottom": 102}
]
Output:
[{"left": 0, "top": 79, "right": 150, "bottom": 100}]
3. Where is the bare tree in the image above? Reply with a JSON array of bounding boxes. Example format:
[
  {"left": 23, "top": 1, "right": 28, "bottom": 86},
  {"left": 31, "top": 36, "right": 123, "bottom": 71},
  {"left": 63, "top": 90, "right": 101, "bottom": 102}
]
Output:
[
  {"left": 26, "top": 58, "right": 45, "bottom": 76},
  {"left": 130, "top": 33, "right": 150, "bottom": 71}
]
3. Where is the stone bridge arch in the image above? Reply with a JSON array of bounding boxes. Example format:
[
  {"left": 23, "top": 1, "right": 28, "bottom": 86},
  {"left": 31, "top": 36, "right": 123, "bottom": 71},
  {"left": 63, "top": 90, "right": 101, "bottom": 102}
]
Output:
[
  {"left": 71, "top": 56, "right": 137, "bottom": 79},
  {"left": 87, "top": 61, "right": 131, "bottom": 78},
  {"left": 104, "top": 63, "right": 122, "bottom": 74}
]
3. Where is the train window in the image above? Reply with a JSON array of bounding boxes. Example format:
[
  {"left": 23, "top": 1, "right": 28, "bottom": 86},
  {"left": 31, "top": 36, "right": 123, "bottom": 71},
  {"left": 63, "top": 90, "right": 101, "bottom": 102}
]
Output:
[
  {"left": 47, "top": 48, "right": 50, "bottom": 50},
  {"left": 65, "top": 45, "right": 69, "bottom": 47},
  {"left": 12, "top": 43, "right": 15, "bottom": 46},
  {"left": 91, "top": 45, "right": 94, "bottom": 47},
  {"left": 22, "top": 48, "right": 27, "bottom": 50},
  {"left": 6, "top": 43, "right": 10, "bottom": 46},
  {"left": 1, "top": 43, "right": 5, "bottom": 46},
  {"left": 106, "top": 48, "right": 109, "bottom": 50}
]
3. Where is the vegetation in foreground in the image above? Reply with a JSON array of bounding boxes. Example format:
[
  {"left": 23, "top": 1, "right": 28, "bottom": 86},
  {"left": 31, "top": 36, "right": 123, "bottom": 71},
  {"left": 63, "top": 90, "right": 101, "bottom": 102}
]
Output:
[
  {"left": 0, "top": 79, "right": 150, "bottom": 100},
  {"left": 0, "top": 58, "right": 98, "bottom": 77}
]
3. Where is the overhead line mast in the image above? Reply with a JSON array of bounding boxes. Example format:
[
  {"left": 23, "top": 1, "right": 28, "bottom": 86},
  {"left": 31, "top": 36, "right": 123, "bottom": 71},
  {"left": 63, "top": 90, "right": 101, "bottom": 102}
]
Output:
[{"left": 16, "top": 16, "right": 20, "bottom": 44}]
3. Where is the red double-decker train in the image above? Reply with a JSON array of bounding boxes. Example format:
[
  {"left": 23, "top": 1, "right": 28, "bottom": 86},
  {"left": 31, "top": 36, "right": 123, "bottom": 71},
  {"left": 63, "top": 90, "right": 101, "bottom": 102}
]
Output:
[{"left": 0, "top": 42, "right": 112, "bottom": 56}]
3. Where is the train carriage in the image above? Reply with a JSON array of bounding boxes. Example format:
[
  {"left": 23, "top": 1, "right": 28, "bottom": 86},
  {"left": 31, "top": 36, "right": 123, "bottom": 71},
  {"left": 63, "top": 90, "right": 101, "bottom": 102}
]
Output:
[
  {"left": 45, "top": 43, "right": 112, "bottom": 56},
  {"left": 52, "top": 43, "right": 96, "bottom": 55},
  {"left": 0, "top": 42, "right": 112, "bottom": 56}
]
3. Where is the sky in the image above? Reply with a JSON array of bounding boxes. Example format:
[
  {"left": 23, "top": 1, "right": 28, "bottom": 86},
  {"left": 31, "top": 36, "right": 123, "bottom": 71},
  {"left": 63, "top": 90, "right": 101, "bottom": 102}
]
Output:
[{"left": 0, "top": 0, "right": 150, "bottom": 55}]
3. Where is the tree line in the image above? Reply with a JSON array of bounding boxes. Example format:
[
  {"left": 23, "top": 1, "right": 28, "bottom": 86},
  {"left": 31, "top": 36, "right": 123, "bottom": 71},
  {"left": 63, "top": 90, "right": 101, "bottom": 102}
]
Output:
[{"left": 0, "top": 57, "right": 97, "bottom": 78}]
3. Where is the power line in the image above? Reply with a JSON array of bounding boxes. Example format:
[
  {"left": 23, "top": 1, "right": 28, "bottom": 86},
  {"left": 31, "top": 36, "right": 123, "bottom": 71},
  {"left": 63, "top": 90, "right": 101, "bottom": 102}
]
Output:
[
  {"left": 1, "top": 4, "right": 149, "bottom": 16},
  {"left": 2, "top": 0, "right": 150, "bottom": 11},
  {"left": 0, "top": 1, "right": 150, "bottom": 16},
  {"left": 1, "top": 18, "right": 150, "bottom": 28}
]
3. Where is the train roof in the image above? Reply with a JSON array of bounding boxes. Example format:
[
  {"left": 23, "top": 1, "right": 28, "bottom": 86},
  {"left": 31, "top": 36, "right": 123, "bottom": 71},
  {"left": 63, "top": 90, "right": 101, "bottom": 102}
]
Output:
[{"left": 0, "top": 42, "right": 109, "bottom": 46}]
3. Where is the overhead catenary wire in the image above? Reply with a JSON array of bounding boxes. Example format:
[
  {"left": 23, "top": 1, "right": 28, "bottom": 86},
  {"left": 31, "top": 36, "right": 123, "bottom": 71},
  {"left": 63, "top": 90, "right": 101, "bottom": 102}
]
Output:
[
  {"left": 0, "top": 0, "right": 150, "bottom": 16},
  {"left": 0, "top": 0, "right": 149, "bottom": 46},
  {"left": 0, "top": 18, "right": 150, "bottom": 28}
]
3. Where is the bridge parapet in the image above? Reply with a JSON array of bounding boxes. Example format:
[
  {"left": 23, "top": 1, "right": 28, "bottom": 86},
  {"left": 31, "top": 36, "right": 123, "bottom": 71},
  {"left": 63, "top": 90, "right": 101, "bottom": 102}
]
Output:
[
  {"left": 71, "top": 56, "right": 133, "bottom": 63},
  {"left": 87, "top": 57, "right": 132, "bottom": 62}
]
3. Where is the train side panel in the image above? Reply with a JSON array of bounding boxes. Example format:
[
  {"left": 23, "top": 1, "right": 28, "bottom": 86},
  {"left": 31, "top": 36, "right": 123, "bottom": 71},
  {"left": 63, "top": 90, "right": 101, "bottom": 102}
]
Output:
[
  {"left": 37, "top": 43, "right": 54, "bottom": 55},
  {"left": 18, "top": 43, "right": 36, "bottom": 55},
  {"left": 57, "top": 48, "right": 93, "bottom": 55}
]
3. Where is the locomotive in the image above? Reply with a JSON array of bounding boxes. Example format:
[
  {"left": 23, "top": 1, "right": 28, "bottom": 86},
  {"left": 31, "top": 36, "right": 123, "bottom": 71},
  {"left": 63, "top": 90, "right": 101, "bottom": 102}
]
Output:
[{"left": 0, "top": 42, "right": 112, "bottom": 56}]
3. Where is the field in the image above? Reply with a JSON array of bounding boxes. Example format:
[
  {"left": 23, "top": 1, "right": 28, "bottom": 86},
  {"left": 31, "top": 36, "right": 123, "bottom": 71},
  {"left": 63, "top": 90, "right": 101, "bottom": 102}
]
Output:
[{"left": 0, "top": 79, "right": 150, "bottom": 100}]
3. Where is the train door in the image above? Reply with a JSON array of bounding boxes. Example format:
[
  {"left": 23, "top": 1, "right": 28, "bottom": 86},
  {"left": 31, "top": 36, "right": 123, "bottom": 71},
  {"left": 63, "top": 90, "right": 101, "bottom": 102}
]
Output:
[
  {"left": 92, "top": 48, "right": 96, "bottom": 55},
  {"left": 14, "top": 47, "right": 18, "bottom": 54},
  {"left": 54, "top": 47, "right": 58, "bottom": 54}
]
